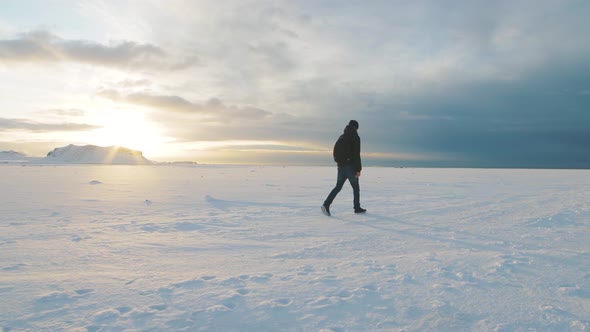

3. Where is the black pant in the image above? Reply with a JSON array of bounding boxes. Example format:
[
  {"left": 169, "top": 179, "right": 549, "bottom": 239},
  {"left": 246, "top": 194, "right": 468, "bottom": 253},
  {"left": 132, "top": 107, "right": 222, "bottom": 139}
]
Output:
[{"left": 324, "top": 165, "right": 360, "bottom": 209}]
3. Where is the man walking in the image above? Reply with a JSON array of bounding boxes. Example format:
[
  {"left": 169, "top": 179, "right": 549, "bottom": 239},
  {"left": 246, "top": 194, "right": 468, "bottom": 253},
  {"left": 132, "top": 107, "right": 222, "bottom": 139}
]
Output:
[{"left": 322, "top": 120, "right": 366, "bottom": 216}]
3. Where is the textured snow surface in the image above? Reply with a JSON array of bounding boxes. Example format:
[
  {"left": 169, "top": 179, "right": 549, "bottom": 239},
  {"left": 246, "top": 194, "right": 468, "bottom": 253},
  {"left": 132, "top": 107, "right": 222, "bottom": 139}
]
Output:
[{"left": 1, "top": 165, "right": 589, "bottom": 331}]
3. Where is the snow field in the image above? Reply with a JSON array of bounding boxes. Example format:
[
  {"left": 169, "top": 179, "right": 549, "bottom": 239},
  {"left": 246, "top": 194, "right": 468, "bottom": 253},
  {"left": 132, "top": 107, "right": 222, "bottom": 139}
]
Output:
[{"left": 1, "top": 165, "right": 589, "bottom": 331}]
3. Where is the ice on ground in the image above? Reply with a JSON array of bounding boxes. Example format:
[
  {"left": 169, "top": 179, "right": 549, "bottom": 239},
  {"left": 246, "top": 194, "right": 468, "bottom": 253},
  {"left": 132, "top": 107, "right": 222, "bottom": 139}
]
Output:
[{"left": 0, "top": 165, "right": 589, "bottom": 331}]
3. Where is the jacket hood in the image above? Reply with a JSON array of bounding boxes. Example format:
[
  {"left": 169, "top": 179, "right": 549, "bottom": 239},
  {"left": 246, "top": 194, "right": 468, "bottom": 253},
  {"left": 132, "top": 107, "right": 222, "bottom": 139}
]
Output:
[{"left": 343, "top": 124, "right": 357, "bottom": 135}]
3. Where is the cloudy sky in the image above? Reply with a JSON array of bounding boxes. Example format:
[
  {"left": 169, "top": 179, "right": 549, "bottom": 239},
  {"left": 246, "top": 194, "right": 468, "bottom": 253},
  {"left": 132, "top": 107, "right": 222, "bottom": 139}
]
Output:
[{"left": 1, "top": 0, "right": 589, "bottom": 168}]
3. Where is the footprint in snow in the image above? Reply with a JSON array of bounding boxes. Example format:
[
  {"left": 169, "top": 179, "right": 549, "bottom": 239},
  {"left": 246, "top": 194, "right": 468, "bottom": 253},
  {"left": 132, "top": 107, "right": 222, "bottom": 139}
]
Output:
[
  {"left": 221, "top": 300, "right": 237, "bottom": 310},
  {"left": 258, "top": 298, "right": 292, "bottom": 309},
  {"left": 250, "top": 273, "right": 273, "bottom": 283},
  {"left": 360, "top": 283, "right": 378, "bottom": 291},
  {"left": 116, "top": 306, "right": 133, "bottom": 314},
  {"left": 235, "top": 288, "right": 251, "bottom": 295},
  {"left": 1, "top": 263, "right": 28, "bottom": 271},
  {"left": 174, "top": 222, "right": 202, "bottom": 232},
  {"left": 74, "top": 288, "right": 94, "bottom": 295},
  {"left": 297, "top": 265, "right": 315, "bottom": 276},
  {"left": 171, "top": 279, "right": 204, "bottom": 289},
  {"left": 221, "top": 276, "right": 246, "bottom": 287},
  {"left": 206, "top": 304, "right": 232, "bottom": 313},
  {"left": 335, "top": 290, "right": 353, "bottom": 298},
  {"left": 34, "top": 290, "right": 83, "bottom": 309},
  {"left": 388, "top": 274, "right": 414, "bottom": 285},
  {"left": 170, "top": 276, "right": 215, "bottom": 289},
  {"left": 149, "top": 304, "right": 167, "bottom": 311},
  {"left": 92, "top": 308, "right": 120, "bottom": 323},
  {"left": 313, "top": 275, "right": 341, "bottom": 285}
]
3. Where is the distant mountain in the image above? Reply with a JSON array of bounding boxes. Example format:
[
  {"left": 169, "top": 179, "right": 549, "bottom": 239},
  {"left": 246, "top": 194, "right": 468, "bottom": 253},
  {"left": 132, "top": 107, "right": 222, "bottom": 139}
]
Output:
[
  {"left": 0, "top": 150, "right": 29, "bottom": 162},
  {"left": 42, "top": 144, "right": 152, "bottom": 165}
]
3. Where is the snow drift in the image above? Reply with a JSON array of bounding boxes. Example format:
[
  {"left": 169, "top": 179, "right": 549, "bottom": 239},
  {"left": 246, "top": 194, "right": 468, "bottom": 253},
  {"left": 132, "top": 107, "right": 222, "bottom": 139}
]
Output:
[{"left": 43, "top": 144, "right": 152, "bottom": 165}]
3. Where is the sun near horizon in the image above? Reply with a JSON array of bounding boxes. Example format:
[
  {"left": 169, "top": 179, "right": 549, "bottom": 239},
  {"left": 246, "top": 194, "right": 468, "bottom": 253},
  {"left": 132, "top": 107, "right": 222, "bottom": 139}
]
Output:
[{"left": 78, "top": 108, "right": 170, "bottom": 160}]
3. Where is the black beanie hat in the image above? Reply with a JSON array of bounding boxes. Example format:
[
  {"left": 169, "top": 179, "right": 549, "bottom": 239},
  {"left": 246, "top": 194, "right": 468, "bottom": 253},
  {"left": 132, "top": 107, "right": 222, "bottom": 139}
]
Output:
[{"left": 349, "top": 120, "right": 359, "bottom": 129}]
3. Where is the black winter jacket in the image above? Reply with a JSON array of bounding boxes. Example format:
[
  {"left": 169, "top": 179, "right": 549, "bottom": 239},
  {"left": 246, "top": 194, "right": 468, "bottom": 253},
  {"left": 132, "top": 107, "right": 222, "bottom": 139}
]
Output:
[{"left": 333, "top": 125, "right": 362, "bottom": 172}]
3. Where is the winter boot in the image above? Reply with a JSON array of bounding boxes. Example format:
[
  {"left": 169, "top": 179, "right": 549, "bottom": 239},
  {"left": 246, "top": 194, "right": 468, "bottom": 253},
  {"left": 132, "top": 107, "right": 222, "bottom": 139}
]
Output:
[
  {"left": 321, "top": 203, "right": 331, "bottom": 216},
  {"left": 354, "top": 207, "right": 366, "bottom": 214}
]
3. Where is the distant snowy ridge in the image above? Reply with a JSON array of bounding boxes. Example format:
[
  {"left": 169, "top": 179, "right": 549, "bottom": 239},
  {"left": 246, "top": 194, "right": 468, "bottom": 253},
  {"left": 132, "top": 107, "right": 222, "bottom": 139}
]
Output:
[
  {"left": 158, "top": 161, "right": 199, "bottom": 166},
  {"left": 43, "top": 144, "right": 152, "bottom": 165},
  {"left": 0, "top": 150, "right": 29, "bottom": 162}
]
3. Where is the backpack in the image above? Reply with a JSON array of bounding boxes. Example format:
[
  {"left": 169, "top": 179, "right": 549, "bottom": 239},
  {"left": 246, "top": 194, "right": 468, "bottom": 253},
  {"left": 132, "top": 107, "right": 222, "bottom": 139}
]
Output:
[{"left": 333, "top": 135, "right": 351, "bottom": 163}]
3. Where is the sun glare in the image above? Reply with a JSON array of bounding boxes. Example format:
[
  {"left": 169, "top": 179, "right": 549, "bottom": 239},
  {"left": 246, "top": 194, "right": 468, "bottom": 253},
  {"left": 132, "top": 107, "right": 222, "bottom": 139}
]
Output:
[{"left": 86, "top": 110, "right": 167, "bottom": 158}]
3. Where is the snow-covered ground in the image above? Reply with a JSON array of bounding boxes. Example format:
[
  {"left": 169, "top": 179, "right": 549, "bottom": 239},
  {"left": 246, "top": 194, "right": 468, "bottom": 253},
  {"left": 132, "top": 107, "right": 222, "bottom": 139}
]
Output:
[{"left": 1, "top": 165, "right": 589, "bottom": 331}]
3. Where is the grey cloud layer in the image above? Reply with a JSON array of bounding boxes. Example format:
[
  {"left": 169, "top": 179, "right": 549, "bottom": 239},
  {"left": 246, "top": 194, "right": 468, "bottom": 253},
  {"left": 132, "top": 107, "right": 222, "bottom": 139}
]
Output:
[
  {"left": 86, "top": 1, "right": 590, "bottom": 167},
  {"left": 96, "top": 88, "right": 328, "bottom": 145},
  {"left": 97, "top": 90, "right": 271, "bottom": 120},
  {"left": 0, "top": 30, "right": 196, "bottom": 70},
  {"left": 0, "top": 118, "right": 99, "bottom": 132}
]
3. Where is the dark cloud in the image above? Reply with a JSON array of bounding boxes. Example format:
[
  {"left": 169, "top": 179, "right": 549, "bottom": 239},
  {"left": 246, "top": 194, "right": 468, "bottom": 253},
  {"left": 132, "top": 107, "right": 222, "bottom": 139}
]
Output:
[
  {"left": 0, "top": 30, "right": 195, "bottom": 70},
  {"left": 97, "top": 90, "right": 272, "bottom": 120},
  {"left": 143, "top": 105, "right": 332, "bottom": 146},
  {"left": 0, "top": 118, "right": 99, "bottom": 132},
  {"left": 357, "top": 56, "right": 590, "bottom": 168}
]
